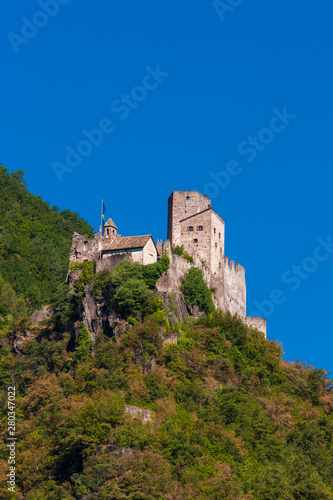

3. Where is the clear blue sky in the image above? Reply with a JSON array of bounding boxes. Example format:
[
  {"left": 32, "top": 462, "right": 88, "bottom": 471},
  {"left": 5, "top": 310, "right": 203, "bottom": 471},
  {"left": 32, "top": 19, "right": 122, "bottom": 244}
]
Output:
[{"left": 1, "top": 1, "right": 333, "bottom": 374}]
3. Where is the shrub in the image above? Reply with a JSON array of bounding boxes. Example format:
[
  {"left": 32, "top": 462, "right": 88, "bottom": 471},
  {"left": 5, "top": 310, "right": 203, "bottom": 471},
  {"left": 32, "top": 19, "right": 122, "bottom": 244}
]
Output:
[
  {"left": 181, "top": 267, "right": 214, "bottom": 315},
  {"left": 141, "top": 251, "right": 170, "bottom": 287},
  {"left": 73, "top": 261, "right": 95, "bottom": 297},
  {"left": 73, "top": 323, "right": 92, "bottom": 363},
  {"left": 172, "top": 245, "right": 194, "bottom": 263},
  {"left": 112, "top": 278, "right": 150, "bottom": 319}
]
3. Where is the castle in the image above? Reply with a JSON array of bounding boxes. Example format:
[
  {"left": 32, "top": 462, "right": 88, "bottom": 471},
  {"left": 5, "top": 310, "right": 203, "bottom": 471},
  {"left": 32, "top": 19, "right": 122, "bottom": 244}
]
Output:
[{"left": 68, "top": 191, "right": 266, "bottom": 336}]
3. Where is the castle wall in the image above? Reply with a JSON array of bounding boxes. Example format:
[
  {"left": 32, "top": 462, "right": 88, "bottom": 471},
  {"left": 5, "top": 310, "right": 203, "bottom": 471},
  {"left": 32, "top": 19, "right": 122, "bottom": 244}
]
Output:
[
  {"left": 245, "top": 316, "right": 267, "bottom": 337},
  {"left": 69, "top": 232, "right": 100, "bottom": 264},
  {"left": 156, "top": 241, "right": 193, "bottom": 293},
  {"left": 95, "top": 253, "right": 132, "bottom": 273},
  {"left": 221, "top": 257, "right": 246, "bottom": 320},
  {"left": 168, "top": 191, "right": 211, "bottom": 245}
]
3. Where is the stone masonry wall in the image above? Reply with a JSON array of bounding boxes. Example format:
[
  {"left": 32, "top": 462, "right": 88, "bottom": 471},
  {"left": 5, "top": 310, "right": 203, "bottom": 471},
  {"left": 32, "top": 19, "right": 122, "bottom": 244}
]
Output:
[
  {"left": 95, "top": 253, "right": 132, "bottom": 273},
  {"left": 222, "top": 257, "right": 246, "bottom": 320},
  {"left": 69, "top": 232, "right": 101, "bottom": 264},
  {"left": 180, "top": 210, "right": 213, "bottom": 269},
  {"left": 245, "top": 316, "right": 267, "bottom": 337},
  {"left": 157, "top": 240, "right": 246, "bottom": 320},
  {"left": 168, "top": 191, "right": 211, "bottom": 246}
]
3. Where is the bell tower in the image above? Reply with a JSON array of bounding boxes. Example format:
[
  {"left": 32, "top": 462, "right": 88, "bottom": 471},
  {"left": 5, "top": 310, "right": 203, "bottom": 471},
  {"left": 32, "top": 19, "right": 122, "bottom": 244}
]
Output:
[{"left": 104, "top": 217, "right": 118, "bottom": 241}]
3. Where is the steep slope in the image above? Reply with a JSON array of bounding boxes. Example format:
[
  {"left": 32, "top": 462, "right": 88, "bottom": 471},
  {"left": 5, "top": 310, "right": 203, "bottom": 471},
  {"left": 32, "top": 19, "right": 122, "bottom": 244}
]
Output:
[
  {"left": 1, "top": 266, "right": 333, "bottom": 499},
  {"left": 0, "top": 166, "right": 93, "bottom": 314},
  {"left": 0, "top": 178, "right": 333, "bottom": 499}
]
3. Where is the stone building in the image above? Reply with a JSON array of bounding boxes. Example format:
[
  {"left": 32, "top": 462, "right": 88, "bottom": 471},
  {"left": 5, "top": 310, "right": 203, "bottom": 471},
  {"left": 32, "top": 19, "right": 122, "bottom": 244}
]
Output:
[
  {"left": 102, "top": 235, "right": 157, "bottom": 265},
  {"left": 68, "top": 191, "right": 266, "bottom": 336},
  {"left": 168, "top": 191, "right": 225, "bottom": 275},
  {"left": 68, "top": 216, "right": 157, "bottom": 267}
]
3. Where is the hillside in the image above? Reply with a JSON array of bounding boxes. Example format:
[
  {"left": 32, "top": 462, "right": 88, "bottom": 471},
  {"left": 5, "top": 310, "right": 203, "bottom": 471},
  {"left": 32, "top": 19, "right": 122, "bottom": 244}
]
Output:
[
  {"left": 0, "top": 166, "right": 93, "bottom": 316},
  {"left": 0, "top": 178, "right": 333, "bottom": 499}
]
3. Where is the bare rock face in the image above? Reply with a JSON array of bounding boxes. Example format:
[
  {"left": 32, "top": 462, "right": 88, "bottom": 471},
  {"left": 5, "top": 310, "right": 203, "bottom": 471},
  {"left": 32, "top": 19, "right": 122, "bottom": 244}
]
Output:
[
  {"left": 108, "top": 314, "right": 131, "bottom": 342},
  {"left": 160, "top": 291, "right": 189, "bottom": 325},
  {"left": 80, "top": 285, "right": 130, "bottom": 342},
  {"left": 96, "top": 444, "right": 134, "bottom": 457},
  {"left": 187, "top": 304, "right": 206, "bottom": 319},
  {"left": 163, "top": 333, "right": 177, "bottom": 345},
  {"left": 13, "top": 307, "right": 54, "bottom": 354},
  {"left": 30, "top": 305, "right": 54, "bottom": 324},
  {"left": 66, "top": 269, "right": 82, "bottom": 286},
  {"left": 13, "top": 329, "right": 36, "bottom": 354},
  {"left": 124, "top": 404, "right": 152, "bottom": 423}
]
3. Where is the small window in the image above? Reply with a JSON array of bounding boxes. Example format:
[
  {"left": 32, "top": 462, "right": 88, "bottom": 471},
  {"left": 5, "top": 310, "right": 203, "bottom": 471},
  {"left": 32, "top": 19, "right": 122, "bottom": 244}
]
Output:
[
  {"left": 214, "top": 228, "right": 216, "bottom": 234},
  {"left": 215, "top": 242, "right": 217, "bottom": 248},
  {"left": 219, "top": 233, "right": 221, "bottom": 238},
  {"left": 220, "top": 247, "right": 222, "bottom": 253},
  {"left": 198, "top": 226, "right": 203, "bottom": 231},
  {"left": 219, "top": 262, "right": 222, "bottom": 269},
  {"left": 194, "top": 238, "right": 198, "bottom": 243},
  {"left": 186, "top": 196, "right": 190, "bottom": 200},
  {"left": 188, "top": 226, "right": 193, "bottom": 231}
]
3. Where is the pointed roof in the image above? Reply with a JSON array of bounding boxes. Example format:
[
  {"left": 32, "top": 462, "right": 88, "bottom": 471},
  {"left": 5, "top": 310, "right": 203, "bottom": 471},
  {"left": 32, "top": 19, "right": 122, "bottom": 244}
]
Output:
[{"left": 105, "top": 217, "right": 117, "bottom": 229}]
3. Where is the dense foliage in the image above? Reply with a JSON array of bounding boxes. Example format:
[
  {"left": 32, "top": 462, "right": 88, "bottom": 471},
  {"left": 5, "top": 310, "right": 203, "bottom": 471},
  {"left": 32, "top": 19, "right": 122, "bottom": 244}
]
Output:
[
  {"left": 91, "top": 254, "right": 169, "bottom": 320},
  {"left": 0, "top": 166, "right": 93, "bottom": 311},
  {"left": 1, "top": 308, "right": 333, "bottom": 499},
  {"left": 181, "top": 267, "right": 215, "bottom": 314},
  {"left": 70, "top": 261, "right": 95, "bottom": 298}
]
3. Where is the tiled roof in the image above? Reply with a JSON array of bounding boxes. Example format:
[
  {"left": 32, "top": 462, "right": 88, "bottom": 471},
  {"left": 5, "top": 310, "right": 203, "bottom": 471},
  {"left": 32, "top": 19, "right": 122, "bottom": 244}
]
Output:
[
  {"left": 105, "top": 217, "right": 117, "bottom": 229},
  {"left": 103, "top": 235, "right": 152, "bottom": 251}
]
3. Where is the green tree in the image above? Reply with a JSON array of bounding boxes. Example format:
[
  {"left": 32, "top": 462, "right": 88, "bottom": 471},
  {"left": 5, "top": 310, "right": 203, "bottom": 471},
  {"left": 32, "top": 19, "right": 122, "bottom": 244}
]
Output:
[{"left": 181, "top": 267, "right": 214, "bottom": 314}]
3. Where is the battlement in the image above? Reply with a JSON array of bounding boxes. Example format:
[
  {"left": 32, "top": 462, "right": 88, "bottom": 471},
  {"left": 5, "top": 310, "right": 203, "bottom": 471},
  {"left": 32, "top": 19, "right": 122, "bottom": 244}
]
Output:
[{"left": 223, "top": 257, "right": 245, "bottom": 274}]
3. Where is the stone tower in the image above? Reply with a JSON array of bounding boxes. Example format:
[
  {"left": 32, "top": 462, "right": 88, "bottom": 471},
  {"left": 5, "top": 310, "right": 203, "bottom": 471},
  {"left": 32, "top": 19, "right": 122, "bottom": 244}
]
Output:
[
  {"left": 167, "top": 191, "right": 225, "bottom": 276},
  {"left": 104, "top": 217, "right": 118, "bottom": 242}
]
